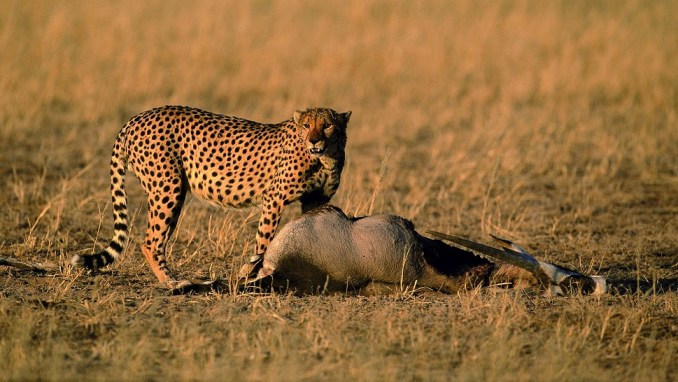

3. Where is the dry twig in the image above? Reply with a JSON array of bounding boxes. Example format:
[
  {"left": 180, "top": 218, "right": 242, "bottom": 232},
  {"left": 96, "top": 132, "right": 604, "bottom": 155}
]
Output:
[{"left": 0, "top": 256, "right": 59, "bottom": 273}]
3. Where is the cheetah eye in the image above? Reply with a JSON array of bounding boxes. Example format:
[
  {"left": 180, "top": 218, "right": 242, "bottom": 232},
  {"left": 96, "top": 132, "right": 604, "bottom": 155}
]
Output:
[
  {"left": 324, "top": 124, "right": 334, "bottom": 130},
  {"left": 302, "top": 123, "right": 310, "bottom": 129}
]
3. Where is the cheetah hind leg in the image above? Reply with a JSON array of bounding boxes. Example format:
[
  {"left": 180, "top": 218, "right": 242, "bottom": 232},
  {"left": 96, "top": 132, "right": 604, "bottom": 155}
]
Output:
[
  {"left": 138, "top": 176, "right": 199, "bottom": 292},
  {"left": 140, "top": 195, "right": 227, "bottom": 294}
]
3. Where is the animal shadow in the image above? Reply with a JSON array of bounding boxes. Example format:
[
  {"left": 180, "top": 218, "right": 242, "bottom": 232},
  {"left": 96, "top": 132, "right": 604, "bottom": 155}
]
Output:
[{"left": 606, "top": 278, "right": 678, "bottom": 295}]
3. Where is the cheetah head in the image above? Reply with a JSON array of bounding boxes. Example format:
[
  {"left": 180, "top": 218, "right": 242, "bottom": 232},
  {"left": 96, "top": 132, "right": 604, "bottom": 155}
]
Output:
[{"left": 294, "top": 108, "right": 351, "bottom": 157}]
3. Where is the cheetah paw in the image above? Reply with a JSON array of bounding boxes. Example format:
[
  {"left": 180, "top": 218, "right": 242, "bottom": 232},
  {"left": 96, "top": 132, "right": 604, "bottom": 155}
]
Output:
[
  {"left": 238, "top": 255, "right": 263, "bottom": 280},
  {"left": 238, "top": 266, "right": 275, "bottom": 286}
]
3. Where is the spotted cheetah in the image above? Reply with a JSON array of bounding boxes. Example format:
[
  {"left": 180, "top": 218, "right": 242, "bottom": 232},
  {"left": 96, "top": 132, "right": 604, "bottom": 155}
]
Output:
[{"left": 70, "top": 105, "right": 351, "bottom": 289}]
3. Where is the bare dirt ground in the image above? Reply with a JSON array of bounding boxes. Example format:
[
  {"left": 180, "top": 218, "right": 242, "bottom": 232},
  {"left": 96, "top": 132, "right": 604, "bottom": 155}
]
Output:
[{"left": 1, "top": 1, "right": 676, "bottom": 380}]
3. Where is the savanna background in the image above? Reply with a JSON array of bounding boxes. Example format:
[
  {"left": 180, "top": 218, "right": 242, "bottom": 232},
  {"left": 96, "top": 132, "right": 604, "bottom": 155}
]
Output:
[{"left": 1, "top": 1, "right": 676, "bottom": 380}]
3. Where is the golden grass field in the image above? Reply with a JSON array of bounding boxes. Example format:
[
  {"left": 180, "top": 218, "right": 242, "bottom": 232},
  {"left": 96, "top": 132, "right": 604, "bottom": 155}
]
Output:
[{"left": 1, "top": 1, "right": 677, "bottom": 380}]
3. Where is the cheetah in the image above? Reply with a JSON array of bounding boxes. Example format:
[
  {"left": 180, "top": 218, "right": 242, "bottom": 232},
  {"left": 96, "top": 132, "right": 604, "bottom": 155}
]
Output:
[{"left": 70, "top": 105, "right": 351, "bottom": 290}]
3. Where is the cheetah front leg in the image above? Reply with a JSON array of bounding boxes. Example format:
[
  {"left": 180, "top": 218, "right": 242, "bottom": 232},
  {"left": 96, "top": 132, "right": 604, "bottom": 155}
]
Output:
[{"left": 239, "top": 194, "right": 285, "bottom": 279}]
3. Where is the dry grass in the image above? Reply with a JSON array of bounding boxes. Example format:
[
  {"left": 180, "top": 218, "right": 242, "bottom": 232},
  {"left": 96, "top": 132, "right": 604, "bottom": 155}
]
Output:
[{"left": 1, "top": 0, "right": 676, "bottom": 380}]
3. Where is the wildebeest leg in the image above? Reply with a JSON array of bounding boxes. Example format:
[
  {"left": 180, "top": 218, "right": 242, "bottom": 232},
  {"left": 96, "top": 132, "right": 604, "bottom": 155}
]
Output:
[
  {"left": 427, "top": 231, "right": 607, "bottom": 295},
  {"left": 419, "top": 235, "right": 491, "bottom": 276},
  {"left": 488, "top": 264, "right": 539, "bottom": 288},
  {"left": 418, "top": 235, "right": 538, "bottom": 291},
  {"left": 417, "top": 236, "right": 493, "bottom": 292}
]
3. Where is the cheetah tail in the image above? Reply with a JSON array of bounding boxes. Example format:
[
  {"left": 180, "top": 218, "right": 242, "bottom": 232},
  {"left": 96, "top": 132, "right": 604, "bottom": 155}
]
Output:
[{"left": 70, "top": 133, "right": 129, "bottom": 271}]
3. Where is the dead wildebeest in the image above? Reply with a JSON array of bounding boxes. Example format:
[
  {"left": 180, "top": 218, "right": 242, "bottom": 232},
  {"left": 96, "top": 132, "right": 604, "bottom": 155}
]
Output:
[{"left": 240, "top": 205, "right": 607, "bottom": 296}]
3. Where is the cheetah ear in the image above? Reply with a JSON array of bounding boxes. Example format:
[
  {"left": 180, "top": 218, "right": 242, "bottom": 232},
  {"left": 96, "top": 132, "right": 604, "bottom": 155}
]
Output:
[
  {"left": 293, "top": 110, "right": 302, "bottom": 124},
  {"left": 340, "top": 111, "right": 352, "bottom": 125}
]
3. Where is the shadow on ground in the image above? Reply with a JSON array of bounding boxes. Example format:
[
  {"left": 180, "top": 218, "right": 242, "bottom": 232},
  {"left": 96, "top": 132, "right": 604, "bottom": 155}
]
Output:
[{"left": 607, "top": 278, "right": 678, "bottom": 295}]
